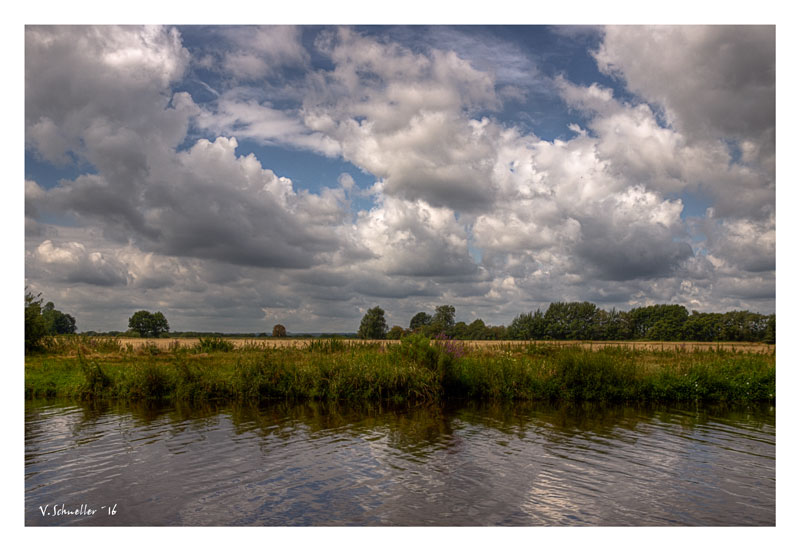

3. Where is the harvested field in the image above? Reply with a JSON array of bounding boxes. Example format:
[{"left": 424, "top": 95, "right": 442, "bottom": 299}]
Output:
[
  {"left": 84, "top": 337, "right": 774, "bottom": 354},
  {"left": 465, "top": 340, "right": 775, "bottom": 354}
]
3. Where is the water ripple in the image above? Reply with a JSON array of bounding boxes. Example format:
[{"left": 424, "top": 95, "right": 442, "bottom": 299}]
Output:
[{"left": 25, "top": 401, "right": 775, "bottom": 526}]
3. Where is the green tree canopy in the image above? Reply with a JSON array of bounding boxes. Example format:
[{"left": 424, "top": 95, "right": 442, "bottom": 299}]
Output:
[
  {"left": 544, "top": 302, "right": 600, "bottom": 340},
  {"left": 765, "top": 314, "right": 776, "bottom": 344},
  {"left": 498, "top": 302, "right": 774, "bottom": 344},
  {"left": 387, "top": 325, "right": 406, "bottom": 339},
  {"left": 358, "top": 306, "right": 388, "bottom": 339},
  {"left": 452, "top": 321, "right": 469, "bottom": 339},
  {"left": 409, "top": 312, "right": 432, "bottom": 331},
  {"left": 466, "top": 319, "right": 488, "bottom": 340},
  {"left": 431, "top": 305, "right": 456, "bottom": 335},
  {"left": 42, "top": 301, "right": 77, "bottom": 335},
  {"left": 26, "top": 291, "right": 78, "bottom": 351},
  {"left": 508, "top": 310, "right": 545, "bottom": 340},
  {"left": 628, "top": 304, "right": 688, "bottom": 341},
  {"left": 433, "top": 305, "right": 455, "bottom": 328},
  {"left": 25, "top": 292, "right": 48, "bottom": 352},
  {"left": 128, "top": 310, "right": 170, "bottom": 338}
]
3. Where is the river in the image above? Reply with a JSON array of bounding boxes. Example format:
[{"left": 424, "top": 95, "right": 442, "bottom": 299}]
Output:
[{"left": 25, "top": 399, "right": 775, "bottom": 526}]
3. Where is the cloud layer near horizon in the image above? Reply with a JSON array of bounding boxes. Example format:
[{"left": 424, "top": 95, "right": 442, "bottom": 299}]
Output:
[{"left": 25, "top": 25, "right": 775, "bottom": 332}]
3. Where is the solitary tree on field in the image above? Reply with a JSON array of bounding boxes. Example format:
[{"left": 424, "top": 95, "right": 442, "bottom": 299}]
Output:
[
  {"left": 358, "top": 306, "right": 388, "bottom": 339},
  {"left": 150, "top": 312, "right": 169, "bottom": 337},
  {"left": 272, "top": 324, "right": 287, "bottom": 337},
  {"left": 128, "top": 310, "right": 170, "bottom": 338},
  {"left": 129, "top": 310, "right": 151, "bottom": 336}
]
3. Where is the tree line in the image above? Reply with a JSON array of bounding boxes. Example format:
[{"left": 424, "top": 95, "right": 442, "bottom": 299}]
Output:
[
  {"left": 24, "top": 290, "right": 776, "bottom": 353},
  {"left": 358, "top": 302, "right": 775, "bottom": 343},
  {"left": 25, "top": 293, "right": 172, "bottom": 351},
  {"left": 25, "top": 291, "right": 76, "bottom": 351}
]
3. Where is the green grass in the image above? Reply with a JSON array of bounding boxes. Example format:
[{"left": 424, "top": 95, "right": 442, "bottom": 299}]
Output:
[{"left": 24, "top": 337, "right": 775, "bottom": 405}]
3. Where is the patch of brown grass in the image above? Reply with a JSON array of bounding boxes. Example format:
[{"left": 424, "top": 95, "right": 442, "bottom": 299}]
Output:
[
  {"left": 466, "top": 340, "right": 774, "bottom": 354},
  {"left": 106, "top": 337, "right": 774, "bottom": 354}
]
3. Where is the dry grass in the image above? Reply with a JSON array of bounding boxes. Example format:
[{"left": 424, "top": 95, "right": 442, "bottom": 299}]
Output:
[
  {"left": 115, "top": 337, "right": 369, "bottom": 350},
  {"left": 87, "top": 337, "right": 774, "bottom": 354},
  {"left": 464, "top": 340, "right": 775, "bottom": 354}
]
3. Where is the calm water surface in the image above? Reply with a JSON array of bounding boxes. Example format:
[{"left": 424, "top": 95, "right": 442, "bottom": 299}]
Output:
[{"left": 25, "top": 399, "right": 775, "bottom": 526}]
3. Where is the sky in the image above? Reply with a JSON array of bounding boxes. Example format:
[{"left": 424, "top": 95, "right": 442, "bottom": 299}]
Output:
[{"left": 23, "top": 23, "right": 777, "bottom": 333}]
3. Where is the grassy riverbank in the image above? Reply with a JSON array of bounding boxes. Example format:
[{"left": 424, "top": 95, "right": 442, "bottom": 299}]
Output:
[{"left": 24, "top": 336, "right": 776, "bottom": 404}]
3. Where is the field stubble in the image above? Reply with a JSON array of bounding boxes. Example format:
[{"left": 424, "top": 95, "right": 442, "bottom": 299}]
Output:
[{"left": 81, "top": 337, "right": 774, "bottom": 354}]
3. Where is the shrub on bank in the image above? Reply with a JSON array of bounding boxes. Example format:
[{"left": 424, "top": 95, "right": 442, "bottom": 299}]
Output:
[{"left": 196, "top": 336, "right": 235, "bottom": 353}]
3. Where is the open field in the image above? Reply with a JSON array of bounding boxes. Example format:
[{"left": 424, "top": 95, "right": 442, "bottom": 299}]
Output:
[
  {"left": 63, "top": 337, "right": 775, "bottom": 354},
  {"left": 26, "top": 335, "right": 776, "bottom": 404}
]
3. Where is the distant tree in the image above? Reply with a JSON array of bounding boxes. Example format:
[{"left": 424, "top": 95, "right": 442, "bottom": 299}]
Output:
[
  {"left": 52, "top": 311, "right": 76, "bottom": 334},
  {"left": 409, "top": 312, "right": 432, "bottom": 331},
  {"left": 150, "top": 312, "right": 169, "bottom": 337},
  {"left": 683, "top": 311, "right": 722, "bottom": 341},
  {"left": 509, "top": 310, "right": 546, "bottom": 340},
  {"left": 272, "top": 324, "right": 287, "bottom": 337},
  {"left": 25, "top": 291, "right": 48, "bottom": 352},
  {"left": 42, "top": 301, "right": 76, "bottom": 335},
  {"left": 486, "top": 325, "right": 508, "bottom": 340},
  {"left": 26, "top": 291, "right": 78, "bottom": 351},
  {"left": 386, "top": 325, "right": 406, "bottom": 340},
  {"left": 466, "top": 319, "right": 488, "bottom": 340},
  {"left": 128, "top": 310, "right": 170, "bottom": 338},
  {"left": 628, "top": 304, "right": 688, "bottom": 341},
  {"left": 764, "top": 314, "right": 776, "bottom": 344},
  {"left": 128, "top": 311, "right": 151, "bottom": 337},
  {"left": 452, "top": 321, "right": 469, "bottom": 340},
  {"left": 592, "top": 308, "right": 624, "bottom": 340},
  {"left": 543, "top": 302, "right": 599, "bottom": 340},
  {"left": 433, "top": 305, "right": 456, "bottom": 328},
  {"left": 431, "top": 305, "right": 456, "bottom": 335},
  {"left": 358, "top": 306, "right": 388, "bottom": 339},
  {"left": 716, "top": 310, "right": 772, "bottom": 342}
]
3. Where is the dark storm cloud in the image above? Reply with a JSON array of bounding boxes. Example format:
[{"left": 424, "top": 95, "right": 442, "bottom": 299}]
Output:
[
  {"left": 45, "top": 174, "right": 161, "bottom": 242},
  {"left": 32, "top": 135, "right": 357, "bottom": 271},
  {"left": 383, "top": 171, "right": 495, "bottom": 214},
  {"left": 130, "top": 273, "right": 174, "bottom": 290},
  {"left": 349, "top": 275, "right": 439, "bottom": 300},
  {"left": 574, "top": 218, "right": 694, "bottom": 282},
  {"left": 714, "top": 275, "right": 776, "bottom": 301},
  {"left": 385, "top": 249, "right": 479, "bottom": 278},
  {"left": 144, "top": 196, "right": 320, "bottom": 269},
  {"left": 63, "top": 267, "right": 128, "bottom": 287},
  {"left": 139, "top": 139, "right": 352, "bottom": 269},
  {"left": 584, "top": 287, "right": 641, "bottom": 305}
]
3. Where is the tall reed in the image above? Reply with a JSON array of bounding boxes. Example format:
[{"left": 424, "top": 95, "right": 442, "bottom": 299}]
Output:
[{"left": 25, "top": 341, "right": 775, "bottom": 405}]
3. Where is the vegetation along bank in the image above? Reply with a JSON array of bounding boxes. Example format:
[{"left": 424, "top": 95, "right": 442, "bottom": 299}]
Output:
[{"left": 25, "top": 335, "right": 775, "bottom": 405}]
